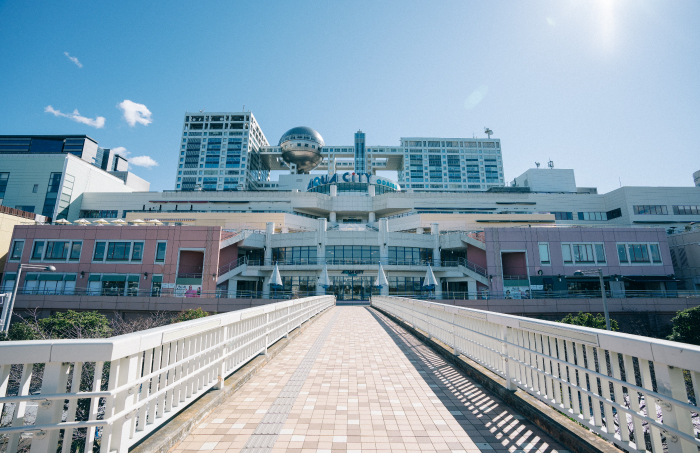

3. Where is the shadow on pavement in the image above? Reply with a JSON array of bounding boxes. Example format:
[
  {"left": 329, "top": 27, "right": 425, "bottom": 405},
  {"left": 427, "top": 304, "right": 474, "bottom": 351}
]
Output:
[{"left": 367, "top": 307, "right": 567, "bottom": 453}]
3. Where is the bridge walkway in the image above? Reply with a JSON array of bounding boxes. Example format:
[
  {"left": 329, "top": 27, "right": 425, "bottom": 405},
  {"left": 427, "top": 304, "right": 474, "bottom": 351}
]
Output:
[{"left": 170, "top": 306, "right": 568, "bottom": 453}]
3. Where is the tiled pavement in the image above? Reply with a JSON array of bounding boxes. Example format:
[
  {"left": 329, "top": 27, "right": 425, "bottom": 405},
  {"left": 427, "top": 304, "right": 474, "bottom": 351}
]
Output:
[{"left": 171, "top": 306, "right": 568, "bottom": 453}]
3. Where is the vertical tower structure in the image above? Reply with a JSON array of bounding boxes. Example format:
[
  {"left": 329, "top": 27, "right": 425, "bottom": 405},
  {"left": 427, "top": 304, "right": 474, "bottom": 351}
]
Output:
[{"left": 354, "top": 130, "right": 366, "bottom": 174}]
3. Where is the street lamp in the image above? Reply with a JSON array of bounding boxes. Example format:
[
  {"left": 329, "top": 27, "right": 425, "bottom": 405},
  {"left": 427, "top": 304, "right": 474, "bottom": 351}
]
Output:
[
  {"left": 1, "top": 264, "right": 56, "bottom": 333},
  {"left": 573, "top": 268, "right": 610, "bottom": 331}
]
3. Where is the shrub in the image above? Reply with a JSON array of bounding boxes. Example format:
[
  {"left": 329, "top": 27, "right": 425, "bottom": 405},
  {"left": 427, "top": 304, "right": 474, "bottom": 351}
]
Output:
[
  {"left": 558, "top": 311, "right": 619, "bottom": 331},
  {"left": 667, "top": 305, "right": 700, "bottom": 345},
  {"left": 173, "top": 308, "right": 210, "bottom": 323},
  {"left": 38, "top": 310, "right": 112, "bottom": 339}
]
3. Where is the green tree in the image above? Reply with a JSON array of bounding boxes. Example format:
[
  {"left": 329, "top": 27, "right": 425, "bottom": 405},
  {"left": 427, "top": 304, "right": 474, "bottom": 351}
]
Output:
[
  {"left": 173, "top": 308, "right": 210, "bottom": 323},
  {"left": 667, "top": 305, "right": 700, "bottom": 345},
  {"left": 38, "top": 310, "right": 112, "bottom": 339},
  {"left": 0, "top": 321, "right": 42, "bottom": 341},
  {"left": 558, "top": 312, "right": 619, "bottom": 331}
]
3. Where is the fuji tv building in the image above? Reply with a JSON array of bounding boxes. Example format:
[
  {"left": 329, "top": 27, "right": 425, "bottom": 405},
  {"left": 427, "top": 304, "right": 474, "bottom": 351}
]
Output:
[{"left": 63, "top": 111, "right": 700, "bottom": 301}]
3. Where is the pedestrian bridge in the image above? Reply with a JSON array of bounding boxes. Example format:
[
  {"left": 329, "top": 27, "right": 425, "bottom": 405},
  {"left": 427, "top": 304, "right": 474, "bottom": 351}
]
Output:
[{"left": 0, "top": 296, "right": 698, "bottom": 453}]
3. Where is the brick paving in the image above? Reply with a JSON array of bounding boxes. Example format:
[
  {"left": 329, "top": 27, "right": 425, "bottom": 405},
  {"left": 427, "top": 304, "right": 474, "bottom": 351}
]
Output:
[{"left": 171, "top": 306, "right": 568, "bottom": 453}]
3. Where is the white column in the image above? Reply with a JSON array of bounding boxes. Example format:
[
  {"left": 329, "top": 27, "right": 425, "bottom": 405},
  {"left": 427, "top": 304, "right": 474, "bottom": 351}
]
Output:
[
  {"left": 281, "top": 227, "right": 289, "bottom": 233},
  {"left": 262, "top": 275, "right": 270, "bottom": 299},
  {"left": 330, "top": 185, "right": 337, "bottom": 197},
  {"left": 328, "top": 157, "right": 336, "bottom": 175},
  {"left": 265, "top": 222, "right": 274, "bottom": 265},
  {"left": 329, "top": 212, "right": 337, "bottom": 223},
  {"left": 368, "top": 185, "right": 376, "bottom": 197},
  {"left": 368, "top": 212, "right": 376, "bottom": 223},
  {"left": 317, "top": 218, "right": 327, "bottom": 264},
  {"left": 417, "top": 227, "right": 424, "bottom": 234},
  {"left": 229, "top": 278, "right": 238, "bottom": 299},
  {"left": 434, "top": 277, "right": 443, "bottom": 299},
  {"left": 467, "top": 280, "right": 477, "bottom": 300},
  {"left": 431, "top": 223, "right": 441, "bottom": 267},
  {"left": 379, "top": 218, "right": 389, "bottom": 265}
]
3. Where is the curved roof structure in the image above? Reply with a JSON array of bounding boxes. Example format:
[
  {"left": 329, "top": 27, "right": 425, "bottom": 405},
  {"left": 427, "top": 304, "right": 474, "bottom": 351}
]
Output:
[{"left": 278, "top": 126, "right": 325, "bottom": 147}]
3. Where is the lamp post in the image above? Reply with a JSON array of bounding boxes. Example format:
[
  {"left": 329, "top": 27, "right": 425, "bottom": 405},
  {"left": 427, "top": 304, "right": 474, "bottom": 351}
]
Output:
[
  {"left": 573, "top": 268, "right": 610, "bottom": 331},
  {"left": 1, "top": 264, "right": 56, "bottom": 333}
]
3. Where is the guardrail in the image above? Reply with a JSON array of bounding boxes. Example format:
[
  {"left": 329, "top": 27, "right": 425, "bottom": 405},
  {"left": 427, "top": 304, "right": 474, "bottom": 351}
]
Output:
[
  {"left": 0, "top": 295, "right": 335, "bottom": 453},
  {"left": 371, "top": 296, "right": 700, "bottom": 453}
]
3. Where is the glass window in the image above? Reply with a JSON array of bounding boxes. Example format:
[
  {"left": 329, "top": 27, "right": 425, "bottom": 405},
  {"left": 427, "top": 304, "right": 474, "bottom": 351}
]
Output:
[
  {"left": 594, "top": 244, "right": 606, "bottom": 263},
  {"left": 93, "top": 241, "right": 106, "bottom": 261},
  {"left": 44, "top": 241, "right": 69, "bottom": 260},
  {"left": 155, "top": 242, "right": 167, "bottom": 262},
  {"left": 69, "top": 242, "right": 82, "bottom": 261},
  {"left": 107, "top": 242, "right": 131, "bottom": 261},
  {"left": 131, "top": 242, "right": 144, "bottom": 261},
  {"left": 628, "top": 244, "right": 650, "bottom": 263},
  {"left": 561, "top": 244, "right": 572, "bottom": 263},
  {"left": 573, "top": 244, "right": 595, "bottom": 263},
  {"left": 649, "top": 244, "right": 661, "bottom": 263},
  {"left": 538, "top": 243, "right": 550, "bottom": 264},
  {"left": 10, "top": 241, "right": 23, "bottom": 261},
  {"left": 32, "top": 241, "right": 45, "bottom": 260},
  {"left": 617, "top": 244, "right": 628, "bottom": 263}
]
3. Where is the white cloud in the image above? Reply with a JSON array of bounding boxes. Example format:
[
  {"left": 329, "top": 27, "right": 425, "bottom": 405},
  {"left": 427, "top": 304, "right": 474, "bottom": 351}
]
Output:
[
  {"left": 464, "top": 85, "right": 489, "bottom": 110},
  {"left": 129, "top": 156, "right": 159, "bottom": 168},
  {"left": 63, "top": 52, "right": 83, "bottom": 68},
  {"left": 110, "top": 147, "right": 158, "bottom": 169},
  {"left": 44, "top": 105, "right": 105, "bottom": 128},
  {"left": 118, "top": 100, "right": 152, "bottom": 126}
]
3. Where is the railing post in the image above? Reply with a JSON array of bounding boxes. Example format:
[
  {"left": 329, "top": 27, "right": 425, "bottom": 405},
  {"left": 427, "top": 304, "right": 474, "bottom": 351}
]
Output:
[
  {"left": 502, "top": 325, "right": 516, "bottom": 391},
  {"left": 452, "top": 312, "right": 459, "bottom": 356},
  {"left": 285, "top": 305, "right": 290, "bottom": 338},
  {"left": 29, "top": 362, "right": 70, "bottom": 453},
  {"left": 106, "top": 353, "right": 140, "bottom": 453},
  {"left": 654, "top": 363, "right": 696, "bottom": 453},
  {"left": 264, "top": 312, "right": 269, "bottom": 356},
  {"left": 214, "top": 326, "right": 226, "bottom": 390}
]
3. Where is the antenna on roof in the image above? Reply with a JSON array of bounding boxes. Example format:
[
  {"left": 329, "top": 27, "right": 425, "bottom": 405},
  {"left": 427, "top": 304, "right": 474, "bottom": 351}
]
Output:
[
  {"left": 243, "top": 105, "right": 245, "bottom": 112},
  {"left": 547, "top": 160, "right": 554, "bottom": 169},
  {"left": 484, "top": 127, "right": 493, "bottom": 139},
  {"left": 535, "top": 162, "right": 540, "bottom": 168}
]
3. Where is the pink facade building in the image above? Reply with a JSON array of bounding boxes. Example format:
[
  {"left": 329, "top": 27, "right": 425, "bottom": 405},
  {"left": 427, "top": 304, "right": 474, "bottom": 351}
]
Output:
[{"left": 2, "top": 225, "right": 236, "bottom": 297}]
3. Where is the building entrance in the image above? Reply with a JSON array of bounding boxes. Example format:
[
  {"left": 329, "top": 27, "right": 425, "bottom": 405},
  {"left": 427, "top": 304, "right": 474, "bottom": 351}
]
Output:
[{"left": 329, "top": 276, "right": 377, "bottom": 301}]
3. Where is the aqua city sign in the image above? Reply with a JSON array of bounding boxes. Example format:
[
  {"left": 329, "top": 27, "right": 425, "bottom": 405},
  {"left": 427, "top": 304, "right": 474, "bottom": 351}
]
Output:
[{"left": 306, "top": 172, "right": 400, "bottom": 191}]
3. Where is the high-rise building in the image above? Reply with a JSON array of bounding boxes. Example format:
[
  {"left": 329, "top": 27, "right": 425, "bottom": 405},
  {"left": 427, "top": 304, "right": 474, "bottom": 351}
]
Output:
[
  {"left": 174, "top": 112, "right": 270, "bottom": 191},
  {"left": 174, "top": 111, "right": 505, "bottom": 193}
]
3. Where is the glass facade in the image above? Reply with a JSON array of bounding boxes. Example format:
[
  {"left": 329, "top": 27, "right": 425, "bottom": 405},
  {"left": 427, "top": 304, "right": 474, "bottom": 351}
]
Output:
[
  {"left": 388, "top": 247, "right": 432, "bottom": 265},
  {"left": 273, "top": 246, "right": 318, "bottom": 264},
  {"left": 325, "top": 246, "right": 379, "bottom": 265}
]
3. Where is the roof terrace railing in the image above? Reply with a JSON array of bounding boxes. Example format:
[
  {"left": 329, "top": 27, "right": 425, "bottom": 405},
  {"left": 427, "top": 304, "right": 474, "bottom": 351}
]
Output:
[
  {"left": 371, "top": 296, "right": 700, "bottom": 453},
  {"left": 0, "top": 295, "right": 335, "bottom": 453}
]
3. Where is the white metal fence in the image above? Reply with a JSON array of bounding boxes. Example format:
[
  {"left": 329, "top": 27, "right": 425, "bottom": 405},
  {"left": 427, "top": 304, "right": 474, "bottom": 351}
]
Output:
[
  {"left": 0, "top": 295, "right": 334, "bottom": 453},
  {"left": 372, "top": 296, "right": 700, "bottom": 453}
]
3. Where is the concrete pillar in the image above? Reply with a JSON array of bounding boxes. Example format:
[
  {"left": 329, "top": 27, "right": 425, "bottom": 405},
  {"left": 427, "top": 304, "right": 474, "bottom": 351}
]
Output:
[
  {"left": 330, "top": 185, "right": 337, "bottom": 197},
  {"left": 368, "top": 212, "right": 376, "bottom": 223},
  {"left": 328, "top": 157, "right": 336, "bottom": 176},
  {"left": 379, "top": 218, "right": 389, "bottom": 265},
  {"left": 468, "top": 280, "right": 477, "bottom": 300},
  {"left": 317, "top": 218, "right": 327, "bottom": 264},
  {"left": 262, "top": 274, "right": 270, "bottom": 299},
  {"left": 329, "top": 212, "right": 337, "bottom": 223},
  {"left": 265, "top": 222, "right": 274, "bottom": 265},
  {"left": 368, "top": 185, "right": 376, "bottom": 197},
  {"left": 434, "top": 277, "right": 443, "bottom": 300},
  {"left": 229, "top": 278, "right": 238, "bottom": 299},
  {"left": 281, "top": 227, "right": 289, "bottom": 233},
  {"left": 417, "top": 227, "right": 424, "bottom": 234},
  {"left": 431, "top": 223, "right": 441, "bottom": 267}
]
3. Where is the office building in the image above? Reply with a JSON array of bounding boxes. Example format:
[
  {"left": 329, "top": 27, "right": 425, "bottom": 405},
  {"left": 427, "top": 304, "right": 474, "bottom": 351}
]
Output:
[{"left": 0, "top": 135, "right": 149, "bottom": 221}]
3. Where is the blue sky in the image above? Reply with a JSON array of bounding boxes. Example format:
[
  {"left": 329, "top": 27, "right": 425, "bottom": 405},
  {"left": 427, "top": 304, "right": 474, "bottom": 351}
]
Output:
[{"left": 1, "top": 0, "right": 698, "bottom": 193}]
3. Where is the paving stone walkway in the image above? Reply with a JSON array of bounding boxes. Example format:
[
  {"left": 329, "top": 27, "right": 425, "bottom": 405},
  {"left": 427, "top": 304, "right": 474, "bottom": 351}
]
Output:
[{"left": 172, "top": 306, "right": 568, "bottom": 453}]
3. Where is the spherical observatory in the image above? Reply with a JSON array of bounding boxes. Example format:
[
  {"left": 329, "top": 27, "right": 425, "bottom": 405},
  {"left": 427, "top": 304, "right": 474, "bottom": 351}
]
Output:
[{"left": 278, "top": 126, "right": 325, "bottom": 173}]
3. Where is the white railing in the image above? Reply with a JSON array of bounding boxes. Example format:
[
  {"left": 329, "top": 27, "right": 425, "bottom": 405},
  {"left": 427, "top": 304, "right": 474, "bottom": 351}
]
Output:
[
  {"left": 372, "top": 296, "right": 700, "bottom": 453},
  {"left": 0, "top": 295, "right": 335, "bottom": 453}
]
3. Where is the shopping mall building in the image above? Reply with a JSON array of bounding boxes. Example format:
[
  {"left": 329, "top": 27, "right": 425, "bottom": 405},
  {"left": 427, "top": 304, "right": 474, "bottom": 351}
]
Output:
[{"left": 2, "top": 112, "right": 700, "bottom": 301}]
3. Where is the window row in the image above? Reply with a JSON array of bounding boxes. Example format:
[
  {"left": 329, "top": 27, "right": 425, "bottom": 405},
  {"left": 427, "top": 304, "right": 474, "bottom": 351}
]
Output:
[
  {"left": 539, "top": 242, "right": 663, "bottom": 265},
  {"left": 9, "top": 239, "right": 167, "bottom": 263}
]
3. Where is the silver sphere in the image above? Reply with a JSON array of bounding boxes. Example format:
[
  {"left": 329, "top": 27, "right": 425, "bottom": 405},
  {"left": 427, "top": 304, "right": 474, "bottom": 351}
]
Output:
[{"left": 278, "top": 126, "right": 324, "bottom": 173}]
